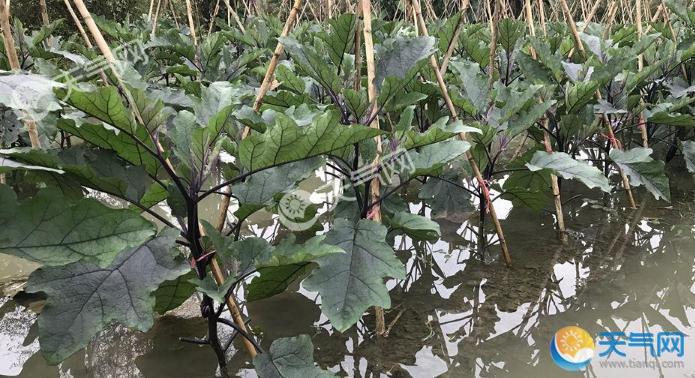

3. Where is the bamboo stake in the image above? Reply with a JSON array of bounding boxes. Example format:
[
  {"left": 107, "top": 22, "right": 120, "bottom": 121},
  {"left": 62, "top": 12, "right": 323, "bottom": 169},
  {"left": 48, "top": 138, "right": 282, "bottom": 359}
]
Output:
[
  {"left": 39, "top": 0, "right": 50, "bottom": 26},
  {"left": 412, "top": 0, "right": 512, "bottom": 266},
  {"left": 0, "top": 0, "right": 41, "bottom": 149},
  {"left": 524, "top": 0, "right": 566, "bottom": 239},
  {"left": 64, "top": 0, "right": 92, "bottom": 47},
  {"left": 354, "top": 7, "right": 362, "bottom": 91},
  {"left": 241, "top": 0, "right": 302, "bottom": 139},
  {"left": 185, "top": 0, "right": 198, "bottom": 48},
  {"left": 439, "top": 0, "right": 469, "bottom": 76},
  {"left": 208, "top": 0, "right": 221, "bottom": 35},
  {"left": 222, "top": 0, "right": 246, "bottom": 33},
  {"left": 148, "top": 0, "right": 156, "bottom": 20},
  {"left": 361, "top": 0, "right": 387, "bottom": 336},
  {"left": 537, "top": 0, "right": 547, "bottom": 34},
  {"left": 70, "top": 0, "right": 258, "bottom": 358},
  {"left": 559, "top": 0, "right": 637, "bottom": 209},
  {"left": 567, "top": 0, "right": 602, "bottom": 59},
  {"left": 151, "top": 0, "right": 162, "bottom": 36},
  {"left": 487, "top": 0, "right": 501, "bottom": 93},
  {"left": 635, "top": 0, "right": 649, "bottom": 148},
  {"left": 169, "top": 0, "right": 180, "bottom": 29}
]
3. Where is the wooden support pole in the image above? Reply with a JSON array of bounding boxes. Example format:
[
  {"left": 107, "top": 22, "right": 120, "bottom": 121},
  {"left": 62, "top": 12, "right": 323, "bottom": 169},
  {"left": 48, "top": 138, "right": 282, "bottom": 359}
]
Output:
[
  {"left": 185, "top": 0, "right": 198, "bottom": 47},
  {"left": 361, "top": 0, "right": 387, "bottom": 335},
  {"left": 412, "top": 0, "right": 512, "bottom": 266},
  {"left": 241, "top": 0, "right": 302, "bottom": 138},
  {"left": 524, "top": 0, "right": 566, "bottom": 240},
  {"left": 439, "top": 0, "right": 469, "bottom": 76},
  {"left": 39, "top": 0, "right": 50, "bottom": 26},
  {"left": 635, "top": 0, "right": 649, "bottom": 148},
  {"left": 64, "top": 0, "right": 92, "bottom": 47},
  {"left": 222, "top": 0, "right": 246, "bottom": 33},
  {"left": 70, "top": 0, "right": 258, "bottom": 358}
]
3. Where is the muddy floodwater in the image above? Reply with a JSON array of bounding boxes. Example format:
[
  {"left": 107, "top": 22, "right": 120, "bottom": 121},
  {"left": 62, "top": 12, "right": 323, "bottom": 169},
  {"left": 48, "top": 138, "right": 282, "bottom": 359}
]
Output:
[{"left": 1, "top": 173, "right": 694, "bottom": 377}]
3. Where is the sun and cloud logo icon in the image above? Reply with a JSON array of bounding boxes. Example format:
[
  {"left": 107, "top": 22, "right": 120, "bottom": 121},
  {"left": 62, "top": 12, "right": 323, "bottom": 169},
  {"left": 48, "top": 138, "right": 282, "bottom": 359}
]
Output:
[{"left": 550, "top": 326, "right": 595, "bottom": 371}]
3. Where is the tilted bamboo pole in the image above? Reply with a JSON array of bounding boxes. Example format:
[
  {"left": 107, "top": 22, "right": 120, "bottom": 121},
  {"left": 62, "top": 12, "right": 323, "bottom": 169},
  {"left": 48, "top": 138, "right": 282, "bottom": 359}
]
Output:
[
  {"left": 536, "top": 0, "right": 547, "bottom": 34},
  {"left": 185, "top": 0, "right": 198, "bottom": 47},
  {"left": 151, "top": 0, "right": 162, "bottom": 36},
  {"left": 0, "top": 0, "right": 42, "bottom": 149},
  {"left": 559, "top": 0, "right": 637, "bottom": 209},
  {"left": 439, "top": 0, "right": 469, "bottom": 76},
  {"left": 148, "top": 0, "right": 156, "bottom": 20},
  {"left": 70, "top": 0, "right": 258, "bottom": 358},
  {"left": 169, "top": 0, "right": 180, "bottom": 29},
  {"left": 524, "top": 0, "right": 566, "bottom": 240},
  {"left": 361, "top": 0, "right": 387, "bottom": 336},
  {"left": 241, "top": 0, "right": 303, "bottom": 139},
  {"left": 222, "top": 0, "right": 246, "bottom": 33},
  {"left": 412, "top": 0, "right": 512, "bottom": 266},
  {"left": 208, "top": 0, "right": 221, "bottom": 36},
  {"left": 39, "top": 0, "right": 50, "bottom": 26},
  {"left": 63, "top": 0, "right": 92, "bottom": 48}
]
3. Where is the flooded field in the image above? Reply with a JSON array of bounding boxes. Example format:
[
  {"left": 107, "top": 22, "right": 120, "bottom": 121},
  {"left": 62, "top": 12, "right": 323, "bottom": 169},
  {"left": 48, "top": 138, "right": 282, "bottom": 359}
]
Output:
[{"left": 2, "top": 174, "right": 694, "bottom": 378}]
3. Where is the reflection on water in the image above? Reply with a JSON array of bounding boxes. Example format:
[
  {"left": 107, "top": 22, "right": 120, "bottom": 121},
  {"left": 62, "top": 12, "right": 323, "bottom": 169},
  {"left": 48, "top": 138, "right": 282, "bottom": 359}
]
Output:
[{"left": 1, "top": 175, "right": 694, "bottom": 377}]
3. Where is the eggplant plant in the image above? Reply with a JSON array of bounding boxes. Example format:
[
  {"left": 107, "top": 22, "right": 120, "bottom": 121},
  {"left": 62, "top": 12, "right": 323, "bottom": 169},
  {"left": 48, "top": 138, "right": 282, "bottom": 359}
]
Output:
[{"left": 0, "top": 0, "right": 694, "bottom": 375}]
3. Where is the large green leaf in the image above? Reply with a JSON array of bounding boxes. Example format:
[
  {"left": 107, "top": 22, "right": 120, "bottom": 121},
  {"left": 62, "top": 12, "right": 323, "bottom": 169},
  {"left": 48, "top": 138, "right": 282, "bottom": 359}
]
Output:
[
  {"left": 497, "top": 19, "right": 524, "bottom": 52},
  {"left": 278, "top": 37, "right": 340, "bottom": 92},
  {"left": 238, "top": 111, "right": 382, "bottom": 171},
  {"left": 57, "top": 118, "right": 163, "bottom": 178},
  {"left": 526, "top": 151, "right": 610, "bottom": 192},
  {"left": 375, "top": 36, "right": 436, "bottom": 86},
  {"left": 610, "top": 148, "right": 670, "bottom": 201},
  {"left": 2, "top": 147, "right": 153, "bottom": 203},
  {"left": 62, "top": 86, "right": 137, "bottom": 133},
  {"left": 388, "top": 212, "right": 441, "bottom": 242},
  {"left": 25, "top": 231, "right": 187, "bottom": 364},
  {"left": 400, "top": 117, "right": 480, "bottom": 150},
  {"left": 303, "top": 219, "right": 405, "bottom": 332},
  {"left": 0, "top": 186, "right": 156, "bottom": 267},
  {"left": 154, "top": 271, "right": 197, "bottom": 314},
  {"left": 418, "top": 170, "right": 475, "bottom": 222},
  {"left": 501, "top": 169, "right": 552, "bottom": 211},
  {"left": 257, "top": 235, "right": 344, "bottom": 267},
  {"left": 247, "top": 263, "right": 313, "bottom": 302},
  {"left": 253, "top": 335, "right": 334, "bottom": 378},
  {"left": 451, "top": 60, "right": 489, "bottom": 114},
  {"left": 647, "top": 111, "right": 695, "bottom": 127},
  {"left": 409, "top": 140, "right": 471, "bottom": 176},
  {"left": 319, "top": 14, "right": 356, "bottom": 69},
  {"left": 565, "top": 81, "right": 599, "bottom": 114}
]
